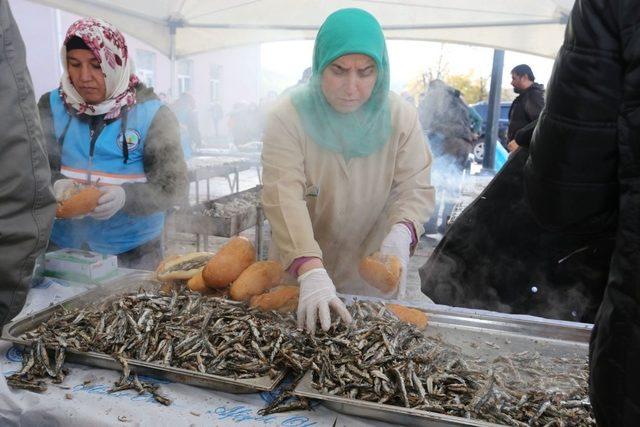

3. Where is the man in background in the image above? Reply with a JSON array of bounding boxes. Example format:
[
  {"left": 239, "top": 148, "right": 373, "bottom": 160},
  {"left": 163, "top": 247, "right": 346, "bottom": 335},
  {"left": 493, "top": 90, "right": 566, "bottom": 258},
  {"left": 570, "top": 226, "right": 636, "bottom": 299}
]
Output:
[
  {"left": 507, "top": 64, "right": 544, "bottom": 152},
  {"left": 0, "top": 0, "right": 56, "bottom": 326}
]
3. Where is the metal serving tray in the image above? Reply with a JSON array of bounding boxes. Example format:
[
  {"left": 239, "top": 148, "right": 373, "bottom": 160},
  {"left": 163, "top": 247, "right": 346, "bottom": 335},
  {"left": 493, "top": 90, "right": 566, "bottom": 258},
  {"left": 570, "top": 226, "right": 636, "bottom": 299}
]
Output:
[
  {"left": 1, "top": 271, "right": 284, "bottom": 394},
  {"left": 294, "top": 305, "right": 591, "bottom": 426},
  {"left": 174, "top": 185, "right": 262, "bottom": 237}
]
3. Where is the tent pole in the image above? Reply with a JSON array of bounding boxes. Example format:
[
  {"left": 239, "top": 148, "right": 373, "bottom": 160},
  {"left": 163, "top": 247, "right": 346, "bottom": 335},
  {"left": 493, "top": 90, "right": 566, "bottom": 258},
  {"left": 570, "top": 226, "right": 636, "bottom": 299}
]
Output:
[
  {"left": 169, "top": 23, "right": 177, "bottom": 99},
  {"left": 185, "top": 17, "right": 565, "bottom": 30},
  {"left": 482, "top": 49, "right": 504, "bottom": 172}
]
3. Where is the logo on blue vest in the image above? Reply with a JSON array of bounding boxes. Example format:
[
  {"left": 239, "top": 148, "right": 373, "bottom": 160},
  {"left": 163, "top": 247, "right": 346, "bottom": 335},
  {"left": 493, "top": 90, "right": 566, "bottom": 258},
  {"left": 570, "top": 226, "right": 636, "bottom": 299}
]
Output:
[
  {"left": 5, "top": 345, "right": 23, "bottom": 362},
  {"left": 117, "top": 129, "right": 142, "bottom": 152}
]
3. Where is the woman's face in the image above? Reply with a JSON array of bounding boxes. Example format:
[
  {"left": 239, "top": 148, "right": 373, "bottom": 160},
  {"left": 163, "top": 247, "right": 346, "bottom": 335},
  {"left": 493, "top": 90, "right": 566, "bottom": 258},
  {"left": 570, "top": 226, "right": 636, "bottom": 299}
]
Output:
[
  {"left": 321, "top": 54, "right": 377, "bottom": 113},
  {"left": 66, "top": 49, "right": 106, "bottom": 104}
]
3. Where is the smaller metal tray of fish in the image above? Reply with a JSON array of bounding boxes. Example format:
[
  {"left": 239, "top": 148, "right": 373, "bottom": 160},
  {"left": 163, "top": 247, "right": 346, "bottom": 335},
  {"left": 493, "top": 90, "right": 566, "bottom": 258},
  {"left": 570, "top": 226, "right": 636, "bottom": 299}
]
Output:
[
  {"left": 174, "top": 185, "right": 261, "bottom": 237},
  {"left": 1, "top": 271, "right": 284, "bottom": 394},
  {"left": 294, "top": 304, "right": 591, "bottom": 426}
]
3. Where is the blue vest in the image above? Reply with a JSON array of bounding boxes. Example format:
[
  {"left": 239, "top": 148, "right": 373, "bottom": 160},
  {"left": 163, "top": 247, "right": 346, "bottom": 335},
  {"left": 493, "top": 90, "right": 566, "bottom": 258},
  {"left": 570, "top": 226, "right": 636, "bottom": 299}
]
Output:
[{"left": 49, "top": 90, "right": 165, "bottom": 254}]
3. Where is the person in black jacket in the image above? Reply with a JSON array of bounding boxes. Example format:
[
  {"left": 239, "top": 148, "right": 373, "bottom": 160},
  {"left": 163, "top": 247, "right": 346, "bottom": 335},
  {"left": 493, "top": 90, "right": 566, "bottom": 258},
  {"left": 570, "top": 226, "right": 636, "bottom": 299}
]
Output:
[
  {"left": 506, "top": 64, "right": 544, "bottom": 152},
  {"left": 524, "top": 0, "right": 640, "bottom": 424}
]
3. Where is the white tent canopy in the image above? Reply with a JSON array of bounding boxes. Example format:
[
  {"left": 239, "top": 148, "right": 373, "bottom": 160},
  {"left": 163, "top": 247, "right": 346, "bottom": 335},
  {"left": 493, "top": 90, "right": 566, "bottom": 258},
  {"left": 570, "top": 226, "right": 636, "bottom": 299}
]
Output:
[
  {"left": 30, "top": 0, "right": 573, "bottom": 59},
  {"left": 29, "top": 0, "right": 574, "bottom": 101}
]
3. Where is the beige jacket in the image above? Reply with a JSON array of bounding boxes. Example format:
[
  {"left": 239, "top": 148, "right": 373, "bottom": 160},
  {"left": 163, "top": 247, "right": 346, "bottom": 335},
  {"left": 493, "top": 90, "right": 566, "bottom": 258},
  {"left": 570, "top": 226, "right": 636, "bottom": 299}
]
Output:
[{"left": 262, "top": 92, "right": 434, "bottom": 296}]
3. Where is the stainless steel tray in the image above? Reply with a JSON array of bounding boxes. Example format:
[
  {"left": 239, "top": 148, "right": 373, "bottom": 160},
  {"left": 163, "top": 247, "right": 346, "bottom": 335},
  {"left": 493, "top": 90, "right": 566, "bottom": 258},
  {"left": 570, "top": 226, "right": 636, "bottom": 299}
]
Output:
[
  {"left": 1, "top": 271, "right": 284, "bottom": 394},
  {"left": 174, "top": 185, "right": 261, "bottom": 237},
  {"left": 294, "top": 305, "right": 590, "bottom": 426}
]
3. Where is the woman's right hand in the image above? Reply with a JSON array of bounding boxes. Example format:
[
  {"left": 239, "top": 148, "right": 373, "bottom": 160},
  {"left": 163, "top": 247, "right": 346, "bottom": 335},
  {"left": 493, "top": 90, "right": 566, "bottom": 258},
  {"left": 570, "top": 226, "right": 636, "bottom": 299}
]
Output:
[{"left": 296, "top": 266, "right": 352, "bottom": 334}]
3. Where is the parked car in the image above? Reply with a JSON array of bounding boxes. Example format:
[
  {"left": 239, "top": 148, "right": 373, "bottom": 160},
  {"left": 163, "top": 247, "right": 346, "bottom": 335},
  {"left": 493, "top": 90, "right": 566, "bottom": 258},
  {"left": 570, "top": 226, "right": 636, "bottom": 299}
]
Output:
[{"left": 469, "top": 101, "right": 511, "bottom": 163}]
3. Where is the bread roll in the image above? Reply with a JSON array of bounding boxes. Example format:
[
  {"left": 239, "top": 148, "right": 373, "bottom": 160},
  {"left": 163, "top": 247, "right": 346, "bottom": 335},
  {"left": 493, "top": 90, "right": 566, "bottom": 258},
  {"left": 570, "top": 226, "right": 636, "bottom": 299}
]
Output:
[
  {"left": 56, "top": 186, "right": 102, "bottom": 218},
  {"left": 202, "top": 236, "right": 256, "bottom": 288},
  {"left": 358, "top": 252, "right": 402, "bottom": 294},
  {"left": 230, "top": 260, "right": 283, "bottom": 301},
  {"left": 186, "top": 271, "right": 230, "bottom": 297},
  {"left": 156, "top": 254, "right": 180, "bottom": 274},
  {"left": 156, "top": 252, "right": 214, "bottom": 281},
  {"left": 249, "top": 285, "right": 299, "bottom": 313},
  {"left": 187, "top": 270, "right": 207, "bottom": 292},
  {"left": 387, "top": 303, "right": 428, "bottom": 329}
]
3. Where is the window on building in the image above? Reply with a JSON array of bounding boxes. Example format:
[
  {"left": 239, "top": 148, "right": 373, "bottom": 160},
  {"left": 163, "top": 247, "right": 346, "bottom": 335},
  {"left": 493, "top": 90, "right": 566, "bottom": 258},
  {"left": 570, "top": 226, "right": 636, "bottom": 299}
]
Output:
[
  {"left": 177, "top": 59, "right": 193, "bottom": 94},
  {"left": 209, "top": 64, "right": 222, "bottom": 103},
  {"left": 136, "top": 49, "right": 156, "bottom": 88}
]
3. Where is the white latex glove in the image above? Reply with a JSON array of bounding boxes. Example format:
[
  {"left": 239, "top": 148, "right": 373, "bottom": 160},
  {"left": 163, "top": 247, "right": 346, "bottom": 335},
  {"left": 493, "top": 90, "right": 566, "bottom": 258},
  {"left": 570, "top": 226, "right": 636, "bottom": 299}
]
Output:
[
  {"left": 380, "top": 223, "right": 413, "bottom": 299},
  {"left": 90, "top": 185, "right": 125, "bottom": 220},
  {"left": 52, "top": 178, "right": 76, "bottom": 202},
  {"left": 297, "top": 268, "right": 352, "bottom": 334}
]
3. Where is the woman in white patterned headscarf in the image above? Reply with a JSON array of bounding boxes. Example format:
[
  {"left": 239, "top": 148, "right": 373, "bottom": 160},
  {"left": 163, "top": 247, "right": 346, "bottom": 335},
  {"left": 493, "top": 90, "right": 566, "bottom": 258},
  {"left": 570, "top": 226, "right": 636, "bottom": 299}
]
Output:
[
  {"left": 59, "top": 17, "right": 138, "bottom": 119},
  {"left": 39, "top": 17, "right": 188, "bottom": 270}
]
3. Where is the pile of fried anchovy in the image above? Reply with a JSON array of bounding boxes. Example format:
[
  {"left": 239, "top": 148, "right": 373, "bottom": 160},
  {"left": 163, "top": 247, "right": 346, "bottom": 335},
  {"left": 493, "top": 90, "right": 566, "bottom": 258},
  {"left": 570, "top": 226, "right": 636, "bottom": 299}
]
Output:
[
  {"left": 307, "top": 300, "right": 595, "bottom": 426},
  {"left": 11, "top": 290, "right": 313, "bottom": 407},
  {"left": 8, "top": 289, "right": 594, "bottom": 424},
  {"left": 6, "top": 339, "right": 67, "bottom": 393}
]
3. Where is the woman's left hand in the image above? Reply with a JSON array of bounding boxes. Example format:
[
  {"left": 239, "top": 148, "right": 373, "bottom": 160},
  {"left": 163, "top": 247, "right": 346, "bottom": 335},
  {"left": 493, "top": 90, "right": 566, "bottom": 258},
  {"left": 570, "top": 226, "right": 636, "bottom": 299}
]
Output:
[
  {"left": 380, "top": 223, "right": 413, "bottom": 299},
  {"left": 91, "top": 186, "right": 125, "bottom": 220}
]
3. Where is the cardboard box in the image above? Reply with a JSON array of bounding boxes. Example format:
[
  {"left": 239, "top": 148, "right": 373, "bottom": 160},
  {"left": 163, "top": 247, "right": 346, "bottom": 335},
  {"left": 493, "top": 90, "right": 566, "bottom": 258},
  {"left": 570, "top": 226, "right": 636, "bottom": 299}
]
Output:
[{"left": 44, "top": 249, "right": 118, "bottom": 284}]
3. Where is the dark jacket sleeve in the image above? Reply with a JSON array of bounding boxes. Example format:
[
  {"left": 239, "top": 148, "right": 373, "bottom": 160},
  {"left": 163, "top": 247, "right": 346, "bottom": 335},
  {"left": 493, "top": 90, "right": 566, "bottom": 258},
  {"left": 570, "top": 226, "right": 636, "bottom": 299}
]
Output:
[
  {"left": 37, "top": 92, "right": 66, "bottom": 183},
  {"left": 121, "top": 105, "right": 188, "bottom": 215},
  {"left": 524, "top": 0, "right": 621, "bottom": 233},
  {"left": 0, "top": 0, "right": 56, "bottom": 325},
  {"left": 524, "top": 88, "right": 544, "bottom": 123},
  {"left": 514, "top": 119, "right": 537, "bottom": 148}
]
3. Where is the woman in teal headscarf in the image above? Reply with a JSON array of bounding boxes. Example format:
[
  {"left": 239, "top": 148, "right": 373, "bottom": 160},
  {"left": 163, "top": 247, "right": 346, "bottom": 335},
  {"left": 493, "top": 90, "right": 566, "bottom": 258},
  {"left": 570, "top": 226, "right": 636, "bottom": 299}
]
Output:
[{"left": 262, "top": 8, "right": 435, "bottom": 334}]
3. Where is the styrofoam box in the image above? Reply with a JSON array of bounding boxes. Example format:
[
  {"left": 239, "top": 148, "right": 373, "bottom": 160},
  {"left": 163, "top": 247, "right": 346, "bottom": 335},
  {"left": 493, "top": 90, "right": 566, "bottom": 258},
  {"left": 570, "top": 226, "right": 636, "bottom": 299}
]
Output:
[{"left": 44, "top": 248, "right": 118, "bottom": 284}]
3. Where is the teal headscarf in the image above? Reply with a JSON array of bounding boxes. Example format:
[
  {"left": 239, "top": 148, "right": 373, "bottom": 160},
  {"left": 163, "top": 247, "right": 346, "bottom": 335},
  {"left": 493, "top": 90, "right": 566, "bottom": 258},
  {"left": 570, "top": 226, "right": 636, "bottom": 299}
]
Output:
[{"left": 291, "top": 8, "right": 391, "bottom": 160}]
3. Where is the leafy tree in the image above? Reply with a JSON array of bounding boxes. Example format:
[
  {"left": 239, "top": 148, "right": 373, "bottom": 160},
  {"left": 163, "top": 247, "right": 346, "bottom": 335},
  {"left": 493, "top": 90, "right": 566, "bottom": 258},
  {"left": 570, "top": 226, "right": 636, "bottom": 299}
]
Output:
[{"left": 444, "top": 72, "right": 488, "bottom": 103}]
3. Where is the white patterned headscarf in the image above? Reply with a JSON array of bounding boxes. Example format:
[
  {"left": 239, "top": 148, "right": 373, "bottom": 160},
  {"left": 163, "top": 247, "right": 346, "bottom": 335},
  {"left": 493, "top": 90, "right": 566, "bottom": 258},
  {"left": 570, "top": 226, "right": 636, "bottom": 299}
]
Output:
[{"left": 60, "top": 18, "right": 138, "bottom": 119}]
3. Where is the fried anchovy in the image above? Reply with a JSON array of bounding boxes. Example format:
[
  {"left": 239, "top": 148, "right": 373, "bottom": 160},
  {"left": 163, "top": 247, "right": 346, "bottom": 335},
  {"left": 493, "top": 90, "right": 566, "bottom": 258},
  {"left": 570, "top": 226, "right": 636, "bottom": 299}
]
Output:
[{"left": 17, "top": 286, "right": 593, "bottom": 425}]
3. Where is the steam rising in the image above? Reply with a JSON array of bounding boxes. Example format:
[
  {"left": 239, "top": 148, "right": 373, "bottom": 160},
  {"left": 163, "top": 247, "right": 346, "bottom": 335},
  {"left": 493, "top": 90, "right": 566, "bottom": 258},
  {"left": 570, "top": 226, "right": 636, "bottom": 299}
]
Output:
[
  {"left": 419, "top": 79, "right": 474, "bottom": 234},
  {"left": 419, "top": 148, "right": 614, "bottom": 323}
]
